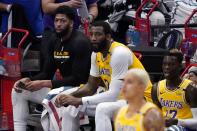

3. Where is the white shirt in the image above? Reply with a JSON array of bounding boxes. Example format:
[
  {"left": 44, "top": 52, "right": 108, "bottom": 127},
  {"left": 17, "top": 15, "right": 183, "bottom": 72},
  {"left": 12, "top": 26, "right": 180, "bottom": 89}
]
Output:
[{"left": 82, "top": 46, "right": 133, "bottom": 105}]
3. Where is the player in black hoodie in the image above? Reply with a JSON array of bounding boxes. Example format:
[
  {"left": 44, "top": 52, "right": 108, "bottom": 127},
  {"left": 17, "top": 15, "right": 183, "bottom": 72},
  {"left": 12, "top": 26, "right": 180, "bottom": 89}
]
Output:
[{"left": 12, "top": 6, "right": 91, "bottom": 131}]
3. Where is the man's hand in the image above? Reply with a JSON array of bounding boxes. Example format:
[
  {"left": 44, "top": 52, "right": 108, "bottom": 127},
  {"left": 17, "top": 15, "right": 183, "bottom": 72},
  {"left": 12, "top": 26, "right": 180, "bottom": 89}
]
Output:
[
  {"left": 25, "top": 80, "right": 44, "bottom": 92},
  {"left": 55, "top": 94, "right": 82, "bottom": 108},
  {"left": 165, "top": 118, "right": 178, "bottom": 127},
  {"left": 14, "top": 77, "right": 31, "bottom": 93},
  {"left": 65, "top": 0, "right": 82, "bottom": 8}
]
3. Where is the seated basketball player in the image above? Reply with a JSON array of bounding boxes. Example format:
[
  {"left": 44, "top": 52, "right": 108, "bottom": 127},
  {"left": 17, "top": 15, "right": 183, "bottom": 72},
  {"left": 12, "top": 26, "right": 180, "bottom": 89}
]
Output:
[
  {"left": 152, "top": 51, "right": 197, "bottom": 131},
  {"left": 41, "top": 21, "right": 152, "bottom": 131},
  {"left": 115, "top": 68, "right": 164, "bottom": 131}
]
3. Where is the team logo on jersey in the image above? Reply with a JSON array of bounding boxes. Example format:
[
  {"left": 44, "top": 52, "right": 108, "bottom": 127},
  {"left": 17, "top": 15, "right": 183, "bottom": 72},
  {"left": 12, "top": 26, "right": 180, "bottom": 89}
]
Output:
[
  {"left": 99, "top": 68, "right": 110, "bottom": 75},
  {"left": 160, "top": 98, "right": 183, "bottom": 109},
  {"left": 54, "top": 51, "right": 70, "bottom": 59}
]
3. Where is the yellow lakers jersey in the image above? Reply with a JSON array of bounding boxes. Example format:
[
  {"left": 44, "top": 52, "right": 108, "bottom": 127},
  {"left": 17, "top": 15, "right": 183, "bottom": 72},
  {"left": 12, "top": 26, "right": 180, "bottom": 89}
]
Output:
[
  {"left": 157, "top": 79, "right": 193, "bottom": 119},
  {"left": 95, "top": 41, "right": 152, "bottom": 101},
  {"left": 115, "top": 102, "right": 157, "bottom": 131}
]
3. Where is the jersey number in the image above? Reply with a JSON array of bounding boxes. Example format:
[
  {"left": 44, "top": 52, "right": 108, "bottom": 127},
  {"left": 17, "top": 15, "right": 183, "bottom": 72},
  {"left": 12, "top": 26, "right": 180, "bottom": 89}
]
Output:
[{"left": 166, "top": 110, "right": 177, "bottom": 119}]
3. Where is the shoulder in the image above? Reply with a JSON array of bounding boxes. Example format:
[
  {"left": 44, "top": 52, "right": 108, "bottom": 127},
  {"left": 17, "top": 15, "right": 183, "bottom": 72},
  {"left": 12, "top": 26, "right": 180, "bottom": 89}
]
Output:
[
  {"left": 143, "top": 107, "right": 164, "bottom": 131},
  {"left": 73, "top": 31, "right": 90, "bottom": 44},
  {"left": 111, "top": 46, "right": 132, "bottom": 60},
  {"left": 72, "top": 31, "right": 91, "bottom": 51},
  {"left": 144, "top": 107, "right": 162, "bottom": 117},
  {"left": 185, "top": 83, "right": 197, "bottom": 107},
  {"left": 144, "top": 107, "right": 163, "bottom": 123}
]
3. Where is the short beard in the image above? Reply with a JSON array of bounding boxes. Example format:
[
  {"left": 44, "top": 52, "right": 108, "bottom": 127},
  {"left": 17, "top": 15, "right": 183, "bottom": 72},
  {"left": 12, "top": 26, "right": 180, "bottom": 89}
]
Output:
[
  {"left": 92, "top": 39, "right": 108, "bottom": 52},
  {"left": 56, "top": 27, "right": 69, "bottom": 38}
]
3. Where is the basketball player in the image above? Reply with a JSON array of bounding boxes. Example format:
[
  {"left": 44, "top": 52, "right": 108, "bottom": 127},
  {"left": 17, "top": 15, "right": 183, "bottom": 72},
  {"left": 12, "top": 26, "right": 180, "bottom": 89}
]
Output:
[
  {"left": 115, "top": 68, "right": 164, "bottom": 131},
  {"left": 42, "top": 21, "right": 152, "bottom": 131},
  {"left": 12, "top": 6, "right": 92, "bottom": 131},
  {"left": 152, "top": 51, "right": 197, "bottom": 131}
]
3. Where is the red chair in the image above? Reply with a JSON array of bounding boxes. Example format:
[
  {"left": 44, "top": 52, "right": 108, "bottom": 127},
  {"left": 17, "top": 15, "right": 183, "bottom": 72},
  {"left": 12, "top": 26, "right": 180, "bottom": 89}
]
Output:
[
  {"left": 134, "top": 52, "right": 142, "bottom": 60},
  {"left": 180, "top": 63, "right": 197, "bottom": 77}
]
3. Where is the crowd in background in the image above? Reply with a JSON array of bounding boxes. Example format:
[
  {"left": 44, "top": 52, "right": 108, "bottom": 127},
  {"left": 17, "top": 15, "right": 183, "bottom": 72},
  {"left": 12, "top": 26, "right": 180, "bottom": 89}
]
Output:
[{"left": 0, "top": 0, "right": 196, "bottom": 131}]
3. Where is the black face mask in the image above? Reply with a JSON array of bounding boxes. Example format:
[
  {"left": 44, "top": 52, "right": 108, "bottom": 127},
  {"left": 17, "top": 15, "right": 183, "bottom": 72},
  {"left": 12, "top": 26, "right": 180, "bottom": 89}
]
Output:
[
  {"left": 56, "top": 26, "right": 69, "bottom": 38},
  {"left": 92, "top": 39, "right": 108, "bottom": 52}
]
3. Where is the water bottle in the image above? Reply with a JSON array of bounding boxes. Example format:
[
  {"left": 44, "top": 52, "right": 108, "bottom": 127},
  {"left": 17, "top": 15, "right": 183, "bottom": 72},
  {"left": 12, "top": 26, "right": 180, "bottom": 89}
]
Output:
[
  {"left": 132, "top": 27, "right": 140, "bottom": 46},
  {"left": 125, "top": 25, "right": 134, "bottom": 46},
  {"left": 0, "top": 112, "right": 8, "bottom": 130}
]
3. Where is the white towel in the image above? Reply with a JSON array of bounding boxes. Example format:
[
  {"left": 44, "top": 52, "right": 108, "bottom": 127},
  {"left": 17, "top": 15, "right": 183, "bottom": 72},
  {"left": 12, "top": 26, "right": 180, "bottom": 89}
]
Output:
[{"left": 41, "top": 87, "right": 79, "bottom": 131}]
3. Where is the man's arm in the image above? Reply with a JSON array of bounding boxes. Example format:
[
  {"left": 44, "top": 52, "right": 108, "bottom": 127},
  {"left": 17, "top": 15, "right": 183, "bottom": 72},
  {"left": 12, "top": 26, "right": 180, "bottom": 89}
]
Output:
[
  {"left": 88, "top": 3, "right": 98, "bottom": 22},
  {"left": 55, "top": 52, "right": 101, "bottom": 107},
  {"left": 30, "top": 52, "right": 57, "bottom": 81},
  {"left": 55, "top": 75, "right": 100, "bottom": 107},
  {"left": 81, "top": 47, "right": 131, "bottom": 105},
  {"left": 0, "top": 3, "right": 11, "bottom": 12},
  {"left": 151, "top": 83, "right": 162, "bottom": 108},
  {"left": 24, "top": 54, "right": 57, "bottom": 91},
  {"left": 42, "top": 0, "right": 82, "bottom": 14},
  {"left": 177, "top": 84, "right": 197, "bottom": 129},
  {"left": 71, "top": 75, "right": 101, "bottom": 97},
  {"left": 143, "top": 108, "right": 165, "bottom": 131}
]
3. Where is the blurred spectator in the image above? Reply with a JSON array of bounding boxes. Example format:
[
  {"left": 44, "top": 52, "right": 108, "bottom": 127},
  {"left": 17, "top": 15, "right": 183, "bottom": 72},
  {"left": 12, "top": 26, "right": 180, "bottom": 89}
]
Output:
[
  {"left": 191, "top": 50, "right": 197, "bottom": 63},
  {"left": 188, "top": 66, "right": 197, "bottom": 84},
  {"left": 0, "top": 0, "right": 43, "bottom": 37},
  {"left": 0, "top": 2, "right": 12, "bottom": 34},
  {"left": 184, "top": 66, "right": 197, "bottom": 85},
  {"left": 42, "top": 0, "right": 98, "bottom": 30},
  {"left": 0, "top": 1, "right": 44, "bottom": 78}
]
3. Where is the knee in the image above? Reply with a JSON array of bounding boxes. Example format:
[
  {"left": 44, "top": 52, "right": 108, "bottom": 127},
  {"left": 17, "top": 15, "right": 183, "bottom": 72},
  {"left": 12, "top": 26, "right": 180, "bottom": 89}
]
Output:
[
  {"left": 96, "top": 103, "right": 111, "bottom": 117},
  {"left": 12, "top": 88, "right": 21, "bottom": 99},
  {"left": 11, "top": 88, "right": 24, "bottom": 106}
]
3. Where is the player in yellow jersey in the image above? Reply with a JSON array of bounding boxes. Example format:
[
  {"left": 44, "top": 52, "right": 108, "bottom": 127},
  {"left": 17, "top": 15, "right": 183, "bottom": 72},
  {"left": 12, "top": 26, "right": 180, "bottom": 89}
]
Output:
[
  {"left": 151, "top": 51, "right": 197, "bottom": 131},
  {"left": 115, "top": 68, "right": 164, "bottom": 131},
  {"left": 41, "top": 21, "right": 151, "bottom": 131}
]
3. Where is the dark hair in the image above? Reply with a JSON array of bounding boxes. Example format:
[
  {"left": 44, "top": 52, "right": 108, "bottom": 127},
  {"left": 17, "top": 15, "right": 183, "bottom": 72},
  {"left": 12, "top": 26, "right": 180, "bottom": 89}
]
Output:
[
  {"left": 165, "top": 49, "right": 183, "bottom": 64},
  {"left": 54, "top": 5, "right": 75, "bottom": 21},
  {"left": 91, "top": 21, "right": 111, "bottom": 35}
]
